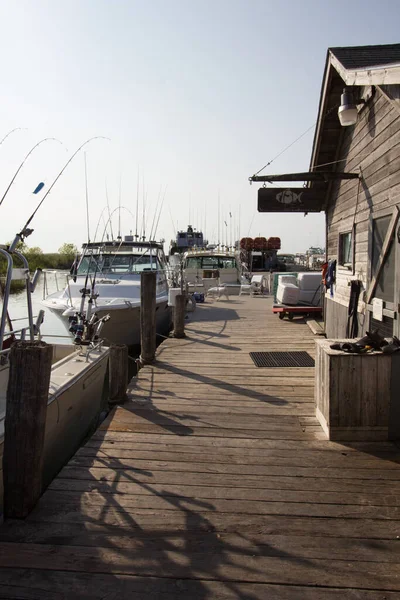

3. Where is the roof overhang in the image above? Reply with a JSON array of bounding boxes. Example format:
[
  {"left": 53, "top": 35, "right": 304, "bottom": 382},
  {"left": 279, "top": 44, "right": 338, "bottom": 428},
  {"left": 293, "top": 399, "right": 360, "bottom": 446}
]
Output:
[
  {"left": 330, "top": 54, "right": 400, "bottom": 86},
  {"left": 310, "top": 47, "right": 400, "bottom": 173}
]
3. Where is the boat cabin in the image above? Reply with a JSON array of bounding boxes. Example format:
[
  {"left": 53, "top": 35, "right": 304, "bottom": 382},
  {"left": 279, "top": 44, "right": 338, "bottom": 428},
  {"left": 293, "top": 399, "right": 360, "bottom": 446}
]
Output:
[
  {"left": 76, "top": 240, "right": 167, "bottom": 276},
  {"left": 183, "top": 249, "right": 240, "bottom": 288}
]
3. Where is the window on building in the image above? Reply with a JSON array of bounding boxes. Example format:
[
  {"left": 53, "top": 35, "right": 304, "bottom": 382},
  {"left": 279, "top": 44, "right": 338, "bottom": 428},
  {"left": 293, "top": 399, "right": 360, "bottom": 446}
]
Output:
[
  {"left": 338, "top": 231, "right": 353, "bottom": 267},
  {"left": 371, "top": 215, "right": 395, "bottom": 304}
]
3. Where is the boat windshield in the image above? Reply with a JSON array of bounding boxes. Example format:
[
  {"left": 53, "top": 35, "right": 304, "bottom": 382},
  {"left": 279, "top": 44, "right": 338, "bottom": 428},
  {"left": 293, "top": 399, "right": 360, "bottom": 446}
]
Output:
[
  {"left": 185, "top": 256, "right": 236, "bottom": 269},
  {"left": 77, "top": 253, "right": 162, "bottom": 275}
]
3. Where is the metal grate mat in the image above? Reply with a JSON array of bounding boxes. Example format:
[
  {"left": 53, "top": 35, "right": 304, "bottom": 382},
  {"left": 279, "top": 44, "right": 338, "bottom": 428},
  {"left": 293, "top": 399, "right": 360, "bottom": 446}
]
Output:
[{"left": 250, "top": 351, "right": 315, "bottom": 368}]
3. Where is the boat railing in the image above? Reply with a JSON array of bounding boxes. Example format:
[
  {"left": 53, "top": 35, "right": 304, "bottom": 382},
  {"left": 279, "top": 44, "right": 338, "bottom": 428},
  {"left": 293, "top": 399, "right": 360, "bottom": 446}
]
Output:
[{"left": 0, "top": 243, "right": 43, "bottom": 351}]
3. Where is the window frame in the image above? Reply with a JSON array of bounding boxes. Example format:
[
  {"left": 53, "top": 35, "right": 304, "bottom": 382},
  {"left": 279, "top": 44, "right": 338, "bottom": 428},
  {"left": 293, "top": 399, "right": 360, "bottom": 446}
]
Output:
[{"left": 338, "top": 228, "right": 355, "bottom": 271}]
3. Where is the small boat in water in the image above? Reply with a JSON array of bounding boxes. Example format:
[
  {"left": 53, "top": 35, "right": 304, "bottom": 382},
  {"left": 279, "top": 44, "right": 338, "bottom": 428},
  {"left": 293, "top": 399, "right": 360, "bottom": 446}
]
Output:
[{"left": 42, "top": 236, "right": 170, "bottom": 347}]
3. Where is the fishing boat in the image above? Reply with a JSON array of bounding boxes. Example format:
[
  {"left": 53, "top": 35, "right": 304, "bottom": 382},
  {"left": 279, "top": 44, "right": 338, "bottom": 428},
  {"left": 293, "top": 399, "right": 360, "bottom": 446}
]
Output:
[
  {"left": 169, "top": 224, "right": 207, "bottom": 256},
  {"left": 42, "top": 237, "right": 170, "bottom": 347},
  {"left": 0, "top": 239, "right": 110, "bottom": 512},
  {"left": 181, "top": 247, "right": 244, "bottom": 295}
]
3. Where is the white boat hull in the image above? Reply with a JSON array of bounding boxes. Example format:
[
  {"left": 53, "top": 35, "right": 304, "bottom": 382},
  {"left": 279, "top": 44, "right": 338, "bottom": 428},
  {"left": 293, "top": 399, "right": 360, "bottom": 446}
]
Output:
[
  {"left": 0, "top": 344, "right": 109, "bottom": 517},
  {"left": 47, "top": 299, "right": 171, "bottom": 347}
]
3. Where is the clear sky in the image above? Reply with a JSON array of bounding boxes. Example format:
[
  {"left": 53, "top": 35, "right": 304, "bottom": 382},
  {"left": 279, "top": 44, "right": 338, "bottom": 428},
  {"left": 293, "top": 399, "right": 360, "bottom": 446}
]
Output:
[{"left": 0, "top": 0, "right": 399, "bottom": 254}]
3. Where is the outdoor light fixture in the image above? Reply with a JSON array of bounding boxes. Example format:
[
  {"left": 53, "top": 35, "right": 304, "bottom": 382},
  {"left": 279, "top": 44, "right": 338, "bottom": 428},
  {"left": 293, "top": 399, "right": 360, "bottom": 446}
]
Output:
[{"left": 338, "top": 88, "right": 365, "bottom": 127}]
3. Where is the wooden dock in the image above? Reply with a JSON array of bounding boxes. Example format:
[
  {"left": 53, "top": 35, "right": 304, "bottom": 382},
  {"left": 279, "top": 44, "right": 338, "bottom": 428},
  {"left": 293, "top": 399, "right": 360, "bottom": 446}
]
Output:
[{"left": 0, "top": 296, "right": 400, "bottom": 598}]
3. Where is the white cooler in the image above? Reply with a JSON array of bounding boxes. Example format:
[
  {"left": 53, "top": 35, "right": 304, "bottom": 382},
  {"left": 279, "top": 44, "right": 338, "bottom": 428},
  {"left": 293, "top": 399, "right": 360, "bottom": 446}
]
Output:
[
  {"left": 299, "top": 289, "right": 322, "bottom": 306},
  {"left": 298, "top": 272, "right": 322, "bottom": 291},
  {"left": 278, "top": 274, "right": 297, "bottom": 286},
  {"left": 276, "top": 283, "right": 300, "bottom": 305}
]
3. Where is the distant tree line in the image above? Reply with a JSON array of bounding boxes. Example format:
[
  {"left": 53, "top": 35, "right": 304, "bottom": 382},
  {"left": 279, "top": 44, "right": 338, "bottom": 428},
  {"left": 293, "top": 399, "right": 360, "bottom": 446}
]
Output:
[{"left": 0, "top": 243, "right": 79, "bottom": 292}]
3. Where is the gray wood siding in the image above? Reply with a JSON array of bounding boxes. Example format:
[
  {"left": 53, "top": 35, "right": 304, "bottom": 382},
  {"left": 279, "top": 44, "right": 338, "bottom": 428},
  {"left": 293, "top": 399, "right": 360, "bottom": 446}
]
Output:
[{"left": 326, "top": 86, "right": 400, "bottom": 333}]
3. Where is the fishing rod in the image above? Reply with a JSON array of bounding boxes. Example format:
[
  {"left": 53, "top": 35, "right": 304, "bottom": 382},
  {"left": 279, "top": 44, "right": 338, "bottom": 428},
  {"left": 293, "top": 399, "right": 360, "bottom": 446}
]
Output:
[
  {"left": 84, "top": 152, "right": 91, "bottom": 243},
  {"left": 118, "top": 173, "right": 122, "bottom": 240},
  {"left": 149, "top": 185, "right": 162, "bottom": 241},
  {"left": 135, "top": 166, "right": 140, "bottom": 240},
  {"left": 0, "top": 127, "right": 26, "bottom": 147},
  {"left": 100, "top": 205, "right": 136, "bottom": 244},
  {"left": 168, "top": 206, "right": 177, "bottom": 238},
  {"left": 0, "top": 137, "right": 64, "bottom": 209},
  {"left": 16, "top": 136, "right": 109, "bottom": 243},
  {"left": 93, "top": 206, "right": 110, "bottom": 242},
  {"left": 105, "top": 180, "right": 115, "bottom": 241}
]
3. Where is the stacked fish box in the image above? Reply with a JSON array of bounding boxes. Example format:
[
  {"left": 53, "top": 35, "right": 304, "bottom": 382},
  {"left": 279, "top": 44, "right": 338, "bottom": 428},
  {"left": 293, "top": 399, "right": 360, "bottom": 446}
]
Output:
[
  {"left": 297, "top": 273, "right": 322, "bottom": 306},
  {"left": 276, "top": 275, "right": 300, "bottom": 305},
  {"left": 276, "top": 273, "right": 322, "bottom": 306}
]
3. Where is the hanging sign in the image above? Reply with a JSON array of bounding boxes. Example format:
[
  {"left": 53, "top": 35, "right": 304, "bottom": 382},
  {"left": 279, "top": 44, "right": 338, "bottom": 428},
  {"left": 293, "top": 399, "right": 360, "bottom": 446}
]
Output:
[{"left": 258, "top": 187, "right": 324, "bottom": 213}]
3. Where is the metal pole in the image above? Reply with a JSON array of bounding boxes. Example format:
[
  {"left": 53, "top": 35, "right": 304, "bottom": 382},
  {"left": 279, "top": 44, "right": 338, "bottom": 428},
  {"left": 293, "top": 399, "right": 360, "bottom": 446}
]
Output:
[
  {"left": 0, "top": 249, "right": 13, "bottom": 349},
  {"left": 13, "top": 251, "right": 34, "bottom": 341}
]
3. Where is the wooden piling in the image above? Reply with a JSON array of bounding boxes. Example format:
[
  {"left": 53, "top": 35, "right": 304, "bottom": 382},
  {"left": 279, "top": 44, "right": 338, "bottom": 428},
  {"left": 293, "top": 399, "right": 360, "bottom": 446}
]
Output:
[
  {"left": 109, "top": 344, "right": 129, "bottom": 404},
  {"left": 140, "top": 271, "right": 157, "bottom": 364},
  {"left": 173, "top": 293, "right": 186, "bottom": 338},
  {"left": 3, "top": 340, "right": 52, "bottom": 518}
]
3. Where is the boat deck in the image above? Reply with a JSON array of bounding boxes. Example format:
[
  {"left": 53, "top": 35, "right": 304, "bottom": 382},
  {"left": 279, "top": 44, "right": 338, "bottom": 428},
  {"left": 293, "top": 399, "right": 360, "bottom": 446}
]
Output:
[{"left": 0, "top": 296, "right": 400, "bottom": 598}]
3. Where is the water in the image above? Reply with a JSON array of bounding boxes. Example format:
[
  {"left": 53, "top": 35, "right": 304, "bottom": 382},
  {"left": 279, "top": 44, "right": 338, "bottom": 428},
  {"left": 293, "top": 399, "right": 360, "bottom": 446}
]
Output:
[{"left": 1, "top": 271, "right": 71, "bottom": 345}]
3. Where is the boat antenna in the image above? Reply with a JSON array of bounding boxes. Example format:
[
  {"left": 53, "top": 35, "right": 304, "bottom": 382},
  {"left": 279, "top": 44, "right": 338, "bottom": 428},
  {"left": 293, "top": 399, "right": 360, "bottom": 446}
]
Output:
[
  {"left": 149, "top": 185, "right": 162, "bottom": 241},
  {"left": 144, "top": 189, "right": 151, "bottom": 240},
  {"left": 153, "top": 186, "right": 167, "bottom": 241},
  {"left": 19, "top": 136, "right": 109, "bottom": 236},
  {"left": 100, "top": 206, "right": 135, "bottom": 244},
  {"left": 217, "top": 191, "right": 220, "bottom": 248},
  {"left": 118, "top": 172, "right": 122, "bottom": 239},
  {"left": 105, "top": 179, "right": 114, "bottom": 241},
  {"left": 135, "top": 166, "right": 140, "bottom": 240},
  {"left": 0, "top": 137, "right": 64, "bottom": 209},
  {"left": 84, "top": 152, "right": 91, "bottom": 243},
  {"left": 142, "top": 173, "right": 146, "bottom": 240}
]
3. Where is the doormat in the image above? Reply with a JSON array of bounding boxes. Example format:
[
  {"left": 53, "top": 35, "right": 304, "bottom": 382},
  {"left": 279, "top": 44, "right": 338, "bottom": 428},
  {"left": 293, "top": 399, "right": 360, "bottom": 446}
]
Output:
[{"left": 250, "top": 351, "right": 315, "bottom": 368}]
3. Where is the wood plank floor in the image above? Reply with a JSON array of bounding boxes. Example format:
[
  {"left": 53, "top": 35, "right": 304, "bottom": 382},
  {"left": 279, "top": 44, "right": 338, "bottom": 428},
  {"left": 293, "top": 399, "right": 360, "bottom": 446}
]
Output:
[{"left": 1, "top": 296, "right": 400, "bottom": 599}]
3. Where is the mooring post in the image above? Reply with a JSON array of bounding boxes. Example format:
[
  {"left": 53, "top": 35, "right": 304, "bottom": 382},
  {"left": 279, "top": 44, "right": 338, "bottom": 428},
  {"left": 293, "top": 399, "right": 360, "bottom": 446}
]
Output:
[
  {"left": 3, "top": 340, "right": 53, "bottom": 518},
  {"left": 173, "top": 293, "right": 186, "bottom": 338},
  {"left": 109, "top": 344, "right": 129, "bottom": 404},
  {"left": 140, "top": 271, "right": 157, "bottom": 364}
]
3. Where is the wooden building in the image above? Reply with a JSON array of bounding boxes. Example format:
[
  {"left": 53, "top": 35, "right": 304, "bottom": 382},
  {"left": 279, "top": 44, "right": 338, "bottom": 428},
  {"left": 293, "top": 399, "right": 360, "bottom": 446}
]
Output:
[
  {"left": 255, "top": 44, "right": 400, "bottom": 338},
  {"left": 309, "top": 44, "right": 400, "bottom": 338}
]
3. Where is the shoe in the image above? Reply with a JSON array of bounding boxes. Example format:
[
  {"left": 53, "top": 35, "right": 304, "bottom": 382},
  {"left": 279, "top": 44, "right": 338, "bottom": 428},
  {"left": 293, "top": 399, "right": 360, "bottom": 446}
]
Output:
[
  {"left": 382, "top": 337, "right": 400, "bottom": 354},
  {"left": 356, "top": 330, "right": 388, "bottom": 350},
  {"left": 330, "top": 342, "right": 367, "bottom": 353}
]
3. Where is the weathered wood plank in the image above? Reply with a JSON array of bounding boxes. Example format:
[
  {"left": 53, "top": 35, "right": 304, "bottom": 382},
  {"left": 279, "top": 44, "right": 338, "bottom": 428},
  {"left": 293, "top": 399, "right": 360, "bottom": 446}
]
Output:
[
  {"left": 2, "top": 296, "right": 400, "bottom": 598},
  {"left": 66, "top": 455, "right": 400, "bottom": 481},
  {"left": 0, "top": 541, "right": 400, "bottom": 590},
  {"left": 47, "top": 478, "right": 400, "bottom": 507},
  {"left": 0, "top": 569, "right": 398, "bottom": 600}
]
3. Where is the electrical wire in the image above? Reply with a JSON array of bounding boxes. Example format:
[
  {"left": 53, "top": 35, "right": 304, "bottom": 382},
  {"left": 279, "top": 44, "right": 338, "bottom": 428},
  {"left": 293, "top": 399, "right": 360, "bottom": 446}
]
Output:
[
  {"left": 252, "top": 103, "right": 340, "bottom": 177},
  {"left": 252, "top": 123, "right": 316, "bottom": 177}
]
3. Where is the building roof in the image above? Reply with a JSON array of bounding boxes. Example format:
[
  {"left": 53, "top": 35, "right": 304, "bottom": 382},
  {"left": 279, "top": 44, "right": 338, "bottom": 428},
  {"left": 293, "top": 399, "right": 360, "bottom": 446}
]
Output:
[
  {"left": 330, "top": 44, "right": 400, "bottom": 71},
  {"left": 309, "top": 44, "right": 400, "bottom": 205}
]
